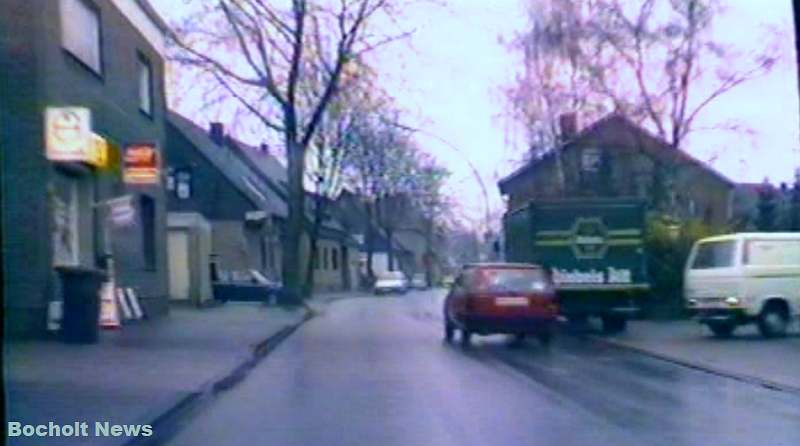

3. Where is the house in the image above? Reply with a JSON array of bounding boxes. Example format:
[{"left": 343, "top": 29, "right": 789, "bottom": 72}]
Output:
[
  {"left": 1, "top": 0, "right": 171, "bottom": 337},
  {"left": 498, "top": 113, "right": 736, "bottom": 227},
  {"left": 232, "top": 140, "right": 361, "bottom": 292},
  {"left": 327, "top": 190, "right": 418, "bottom": 286},
  {"left": 164, "top": 113, "right": 286, "bottom": 303}
]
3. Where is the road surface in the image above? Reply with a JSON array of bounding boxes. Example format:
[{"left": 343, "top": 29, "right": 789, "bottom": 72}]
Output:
[{"left": 164, "top": 290, "right": 800, "bottom": 446}]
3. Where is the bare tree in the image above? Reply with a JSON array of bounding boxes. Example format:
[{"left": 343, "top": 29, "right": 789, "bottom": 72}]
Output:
[
  {"left": 504, "top": 0, "right": 780, "bottom": 167},
  {"left": 169, "top": 0, "right": 410, "bottom": 298}
]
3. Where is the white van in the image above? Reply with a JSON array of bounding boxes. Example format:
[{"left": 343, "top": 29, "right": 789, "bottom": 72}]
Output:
[{"left": 684, "top": 233, "right": 800, "bottom": 338}]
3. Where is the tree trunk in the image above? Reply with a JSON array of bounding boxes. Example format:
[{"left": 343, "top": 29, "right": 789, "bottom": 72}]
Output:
[
  {"left": 303, "top": 195, "right": 324, "bottom": 298},
  {"left": 386, "top": 227, "right": 394, "bottom": 271},
  {"left": 365, "top": 201, "right": 375, "bottom": 285},
  {"left": 281, "top": 137, "right": 305, "bottom": 302}
]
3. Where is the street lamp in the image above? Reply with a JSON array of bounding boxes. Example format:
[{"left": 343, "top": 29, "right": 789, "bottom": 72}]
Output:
[{"left": 391, "top": 123, "right": 493, "bottom": 235}]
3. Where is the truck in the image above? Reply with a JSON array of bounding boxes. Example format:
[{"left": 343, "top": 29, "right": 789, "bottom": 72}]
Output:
[{"left": 503, "top": 198, "right": 650, "bottom": 333}]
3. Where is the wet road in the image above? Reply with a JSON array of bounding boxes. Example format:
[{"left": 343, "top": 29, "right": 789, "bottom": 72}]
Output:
[{"left": 165, "top": 291, "right": 800, "bottom": 446}]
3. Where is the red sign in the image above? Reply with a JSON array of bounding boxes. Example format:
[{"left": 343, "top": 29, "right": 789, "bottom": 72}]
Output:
[{"left": 123, "top": 143, "right": 160, "bottom": 184}]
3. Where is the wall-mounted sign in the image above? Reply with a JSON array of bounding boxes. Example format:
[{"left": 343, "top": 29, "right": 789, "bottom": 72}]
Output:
[
  {"left": 123, "top": 143, "right": 160, "bottom": 184},
  {"left": 90, "top": 133, "right": 109, "bottom": 167},
  {"left": 45, "top": 107, "right": 93, "bottom": 164},
  {"left": 107, "top": 195, "right": 135, "bottom": 226}
]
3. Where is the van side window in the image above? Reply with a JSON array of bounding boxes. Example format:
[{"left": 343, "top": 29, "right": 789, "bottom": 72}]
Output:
[{"left": 744, "top": 240, "right": 800, "bottom": 266}]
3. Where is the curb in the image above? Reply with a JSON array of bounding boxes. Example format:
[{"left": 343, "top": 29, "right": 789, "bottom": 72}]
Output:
[
  {"left": 586, "top": 334, "right": 800, "bottom": 396},
  {"left": 124, "top": 309, "right": 315, "bottom": 446}
]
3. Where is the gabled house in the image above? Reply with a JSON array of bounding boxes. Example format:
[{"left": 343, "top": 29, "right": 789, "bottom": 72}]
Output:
[
  {"left": 165, "top": 113, "right": 285, "bottom": 303},
  {"left": 230, "top": 136, "right": 361, "bottom": 292},
  {"left": 498, "top": 113, "right": 736, "bottom": 227}
]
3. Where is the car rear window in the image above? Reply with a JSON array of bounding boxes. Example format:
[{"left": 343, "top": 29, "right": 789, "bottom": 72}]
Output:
[
  {"left": 691, "top": 240, "right": 737, "bottom": 269},
  {"left": 465, "top": 268, "right": 548, "bottom": 293}
]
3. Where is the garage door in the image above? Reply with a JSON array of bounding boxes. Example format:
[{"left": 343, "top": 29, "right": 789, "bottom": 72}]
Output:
[{"left": 168, "top": 230, "right": 191, "bottom": 301}]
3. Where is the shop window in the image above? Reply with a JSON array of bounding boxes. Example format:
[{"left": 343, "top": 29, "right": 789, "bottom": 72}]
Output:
[
  {"left": 52, "top": 183, "right": 79, "bottom": 266},
  {"left": 331, "top": 248, "right": 339, "bottom": 271},
  {"left": 138, "top": 53, "right": 153, "bottom": 116},
  {"left": 140, "top": 195, "right": 156, "bottom": 270},
  {"left": 60, "top": 0, "right": 102, "bottom": 74}
]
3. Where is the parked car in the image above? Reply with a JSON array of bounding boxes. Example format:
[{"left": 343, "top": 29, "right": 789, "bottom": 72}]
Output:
[
  {"left": 443, "top": 263, "right": 559, "bottom": 346},
  {"left": 213, "top": 270, "right": 284, "bottom": 304},
  {"left": 410, "top": 274, "right": 428, "bottom": 290},
  {"left": 374, "top": 271, "right": 408, "bottom": 295},
  {"left": 685, "top": 233, "right": 800, "bottom": 338}
]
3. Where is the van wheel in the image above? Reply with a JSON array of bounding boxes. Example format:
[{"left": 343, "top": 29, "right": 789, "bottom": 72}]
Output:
[
  {"left": 602, "top": 316, "right": 627, "bottom": 334},
  {"left": 461, "top": 330, "right": 472, "bottom": 347},
  {"left": 708, "top": 322, "right": 735, "bottom": 338},
  {"left": 758, "top": 304, "right": 789, "bottom": 338},
  {"left": 444, "top": 322, "right": 455, "bottom": 342}
]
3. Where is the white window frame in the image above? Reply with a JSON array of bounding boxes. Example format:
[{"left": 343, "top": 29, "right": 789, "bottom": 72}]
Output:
[
  {"left": 60, "top": 0, "right": 102, "bottom": 74},
  {"left": 581, "top": 147, "right": 602, "bottom": 173}
]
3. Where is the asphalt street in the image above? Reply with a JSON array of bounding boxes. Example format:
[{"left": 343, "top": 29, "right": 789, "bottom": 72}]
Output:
[{"left": 164, "top": 290, "right": 800, "bottom": 446}]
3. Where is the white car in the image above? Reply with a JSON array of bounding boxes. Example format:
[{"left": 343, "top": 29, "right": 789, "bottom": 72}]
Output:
[
  {"left": 410, "top": 274, "right": 428, "bottom": 289},
  {"left": 374, "top": 271, "right": 408, "bottom": 295},
  {"left": 685, "top": 232, "right": 800, "bottom": 338}
]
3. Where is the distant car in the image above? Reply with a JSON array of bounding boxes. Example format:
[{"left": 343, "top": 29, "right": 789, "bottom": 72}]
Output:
[
  {"left": 374, "top": 271, "right": 408, "bottom": 295},
  {"left": 441, "top": 275, "right": 456, "bottom": 288},
  {"left": 213, "top": 270, "right": 284, "bottom": 304},
  {"left": 410, "top": 274, "right": 428, "bottom": 290},
  {"left": 443, "top": 263, "right": 559, "bottom": 346}
]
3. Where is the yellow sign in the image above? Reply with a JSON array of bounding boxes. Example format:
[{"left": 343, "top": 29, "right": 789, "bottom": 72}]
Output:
[
  {"left": 90, "top": 133, "right": 108, "bottom": 167},
  {"left": 45, "top": 107, "right": 92, "bottom": 163}
]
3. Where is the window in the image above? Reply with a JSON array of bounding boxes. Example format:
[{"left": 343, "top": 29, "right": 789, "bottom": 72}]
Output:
[
  {"left": 581, "top": 147, "right": 602, "bottom": 172},
  {"left": 331, "top": 248, "right": 339, "bottom": 271},
  {"left": 60, "top": 0, "right": 102, "bottom": 74},
  {"left": 691, "top": 241, "right": 736, "bottom": 270},
  {"left": 138, "top": 53, "right": 153, "bottom": 115},
  {"left": 140, "top": 195, "right": 156, "bottom": 270}
]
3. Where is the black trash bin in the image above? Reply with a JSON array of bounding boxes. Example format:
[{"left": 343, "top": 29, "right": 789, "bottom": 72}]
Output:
[{"left": 55, "top": 266, "right": 107, "bottom": 344}]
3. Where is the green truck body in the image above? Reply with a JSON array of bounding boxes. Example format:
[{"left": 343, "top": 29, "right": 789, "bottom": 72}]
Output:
[{"left": 503, "top": 198, "right": 649, "bottom": 330}]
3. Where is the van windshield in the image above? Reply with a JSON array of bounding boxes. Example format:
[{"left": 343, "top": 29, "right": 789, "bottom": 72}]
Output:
[{"left": 691, "top": 240, "right": 737, "bottom": 269}]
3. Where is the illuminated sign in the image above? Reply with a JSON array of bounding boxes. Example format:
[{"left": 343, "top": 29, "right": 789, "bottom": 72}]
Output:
[
  {"left": 123, "top": 143, "right": 160, "bottom": 184},
  {"left": 45, "top": 107, "right": 93, "bottom": 163}
]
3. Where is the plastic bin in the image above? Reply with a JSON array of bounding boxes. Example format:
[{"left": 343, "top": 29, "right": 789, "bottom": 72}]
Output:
[{"left": 55, "top": 266, "right": 107, "bottom": 344}]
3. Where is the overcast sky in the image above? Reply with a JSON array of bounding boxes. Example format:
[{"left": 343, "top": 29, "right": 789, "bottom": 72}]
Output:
[{"left": 152, "top": 0, "right": 800, "bottom": 229}]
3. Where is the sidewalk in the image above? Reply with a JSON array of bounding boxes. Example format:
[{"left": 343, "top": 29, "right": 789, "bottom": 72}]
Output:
[
  {"left": 5, "top": 303, "right": 309, "bottom": 446},
  {"left": 595, "top": 320, "right": 800, "bottom": 392}
]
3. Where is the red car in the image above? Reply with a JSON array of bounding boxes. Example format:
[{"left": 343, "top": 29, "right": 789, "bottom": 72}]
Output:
[{"left": 443, "top": 263, "right": 559, "bottom": 346}]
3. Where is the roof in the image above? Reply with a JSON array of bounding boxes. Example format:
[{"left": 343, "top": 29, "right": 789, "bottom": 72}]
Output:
[
  {"left": 498, "top": 113, "right": 735, "bottom": 193},
  {"left": 167, "top": 112, "right": 287, "bottom": 217},
  {"left": 136, "top": 0, "right": 172, "bottom": 34}
]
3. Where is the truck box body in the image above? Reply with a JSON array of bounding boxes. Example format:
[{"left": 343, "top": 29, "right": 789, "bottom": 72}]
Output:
[{"left": 503, "top": 199, "right": 649, "bottom": 320}]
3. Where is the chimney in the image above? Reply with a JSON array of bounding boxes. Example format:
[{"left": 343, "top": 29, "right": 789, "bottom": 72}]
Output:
[
  {"left": 559, "top": 113, "right": 577, "bottom": 141},
  {"left": 209, "top": 122, "right": 225, "bottom": 145},
  {"left": 259, "top": 143, "right": 269, "bottom": 155}
]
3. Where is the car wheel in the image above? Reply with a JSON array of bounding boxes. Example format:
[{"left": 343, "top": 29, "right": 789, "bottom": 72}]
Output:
[
  {"left": 602, "top": 316, "right": 627, "bottom": 334},
  {"left": 460, "top": 330, "right": 472, "bottom": 347},
  {"left": 708, "top": 322, "right": 735, "bottom": 338},
  {"left": 444, "top": 321, "right": 455, "bottom": 342},
  {"left": 758, "top": 304, "right": 789, "bottom": 338}
]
